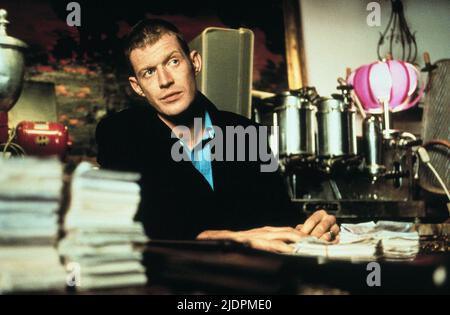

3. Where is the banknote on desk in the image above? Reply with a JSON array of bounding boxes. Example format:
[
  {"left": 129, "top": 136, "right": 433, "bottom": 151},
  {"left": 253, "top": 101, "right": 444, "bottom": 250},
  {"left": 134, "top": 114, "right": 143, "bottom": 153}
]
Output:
[
  {"left": 293, "top": 237, "right": 380, "bottom": 262},
  {"left": 293, "top": 221, "right": 419, "bottom": 261}
]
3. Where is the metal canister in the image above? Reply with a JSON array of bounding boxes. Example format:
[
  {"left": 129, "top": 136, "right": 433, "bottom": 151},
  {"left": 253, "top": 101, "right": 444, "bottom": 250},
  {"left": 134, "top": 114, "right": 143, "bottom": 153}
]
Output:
[
  {"left": 344, "top": 106, "right": 357, "bottom": 156},
  {"left": 271, "top": 91, "right": 316, "bottom": 158},
  {"left": 0, "top": 9, "right": 27, "bottom": 112},
  {"left": 0, "top": 9, "right": 27, "bottom": 143},
  {"left": 316, "top": 97, "right": 357, "bottom": 157},
  {"left": 363, "top": 115, "right": 385, "bottom": 175}
]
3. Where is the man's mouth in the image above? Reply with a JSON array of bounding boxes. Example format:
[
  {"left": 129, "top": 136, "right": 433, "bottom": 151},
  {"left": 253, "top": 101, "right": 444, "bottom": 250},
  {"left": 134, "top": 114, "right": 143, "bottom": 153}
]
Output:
[{"left": 160, "top": 91, "right": 183, "bottom": 103}]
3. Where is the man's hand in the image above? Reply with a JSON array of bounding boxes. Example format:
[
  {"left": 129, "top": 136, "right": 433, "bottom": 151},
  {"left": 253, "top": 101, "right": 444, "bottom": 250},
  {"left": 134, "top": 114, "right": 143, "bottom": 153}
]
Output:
[
  {"left": 196, "top": 226, "right": 307, "bottom": 254},
  {"left": 196, "top": 210, "right": 339, "bottom": 254},
  {"left": 296, "top": 210, "right": 340, "bottom": 243}
]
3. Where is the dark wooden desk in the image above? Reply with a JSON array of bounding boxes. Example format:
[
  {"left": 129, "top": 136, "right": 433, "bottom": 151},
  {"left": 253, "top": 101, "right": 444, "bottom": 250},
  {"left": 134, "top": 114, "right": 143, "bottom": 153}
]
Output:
[
  {"left": 141, "top": 239, "right": 450, "bottom": 294},
  {"left": 11, "top": 228, "right": 448, "bottom": 295}
]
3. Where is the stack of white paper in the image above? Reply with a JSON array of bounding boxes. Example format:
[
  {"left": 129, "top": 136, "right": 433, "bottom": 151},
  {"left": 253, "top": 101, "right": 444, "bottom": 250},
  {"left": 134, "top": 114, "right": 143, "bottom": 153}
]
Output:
[
  {"left": 59, "top": 162, "right": 148, "bottom": 291},
  {"left": 293, "top": 221, "right": 419, "bottom": 261},
  {"left": 0, "top": 246, "right": 66, "bottom": 293},
  {"left": 0, "top": 157, "right": 66, "bottom": 293}
]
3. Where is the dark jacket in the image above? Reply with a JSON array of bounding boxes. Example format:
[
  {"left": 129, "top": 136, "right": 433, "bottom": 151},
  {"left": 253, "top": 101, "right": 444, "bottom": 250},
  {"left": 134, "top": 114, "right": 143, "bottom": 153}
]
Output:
[{"left": 95, "top": 93, "right": 298, "bottom": 240}]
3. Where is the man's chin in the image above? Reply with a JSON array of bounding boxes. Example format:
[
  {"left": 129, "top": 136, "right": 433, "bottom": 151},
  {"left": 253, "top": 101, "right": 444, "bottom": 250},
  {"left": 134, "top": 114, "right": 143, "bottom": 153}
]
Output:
[
  {"left": 158, "top": 103, "right": 190, "bottom": 119},
  {"left": 161, "top": 108, "right": 187, "bottom": 117}
]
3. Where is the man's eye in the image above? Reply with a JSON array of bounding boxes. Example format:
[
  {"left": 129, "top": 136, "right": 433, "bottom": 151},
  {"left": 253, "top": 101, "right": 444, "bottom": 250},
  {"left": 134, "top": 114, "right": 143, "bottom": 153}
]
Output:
[
  {"left": 144, "top": 69, "right": 155, "bottom": 77},
  {"left": 169, "top": 59, "right": 180, "bottom": 66}
]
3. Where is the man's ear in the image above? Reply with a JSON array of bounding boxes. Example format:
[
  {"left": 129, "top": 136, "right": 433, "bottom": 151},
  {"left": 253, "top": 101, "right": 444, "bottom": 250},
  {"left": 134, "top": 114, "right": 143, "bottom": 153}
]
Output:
[
  {"left": 189, "top": 50, "right": 202, "bottom": 76},
  {"left": 128, "top": 76, "right": 145, "bottom": 97}
]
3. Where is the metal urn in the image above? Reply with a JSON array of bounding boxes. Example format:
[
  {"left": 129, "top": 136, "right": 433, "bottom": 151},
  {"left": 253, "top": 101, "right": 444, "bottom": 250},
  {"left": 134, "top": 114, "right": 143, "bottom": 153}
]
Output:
[{"left": 0, "top": 9, "right": 27, "bottom": 144}]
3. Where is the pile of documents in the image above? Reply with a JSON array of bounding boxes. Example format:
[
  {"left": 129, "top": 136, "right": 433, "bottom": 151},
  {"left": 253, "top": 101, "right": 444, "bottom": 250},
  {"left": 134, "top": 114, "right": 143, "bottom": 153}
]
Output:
[
  {"left": 293, "top": 221, "right": 419, "bottom": 261},
  {"left": 0, "top": 157, "right": 66, "bottom": 293},
  {"left": 59, "top": 162, "right": 148, "bottom": 291}
]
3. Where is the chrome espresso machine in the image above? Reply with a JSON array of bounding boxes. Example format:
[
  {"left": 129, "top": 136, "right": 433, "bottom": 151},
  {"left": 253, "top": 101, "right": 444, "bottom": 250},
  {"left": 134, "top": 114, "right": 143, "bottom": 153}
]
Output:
[{"left": 255, "top": 80, "right": 439, "bottom": 222}]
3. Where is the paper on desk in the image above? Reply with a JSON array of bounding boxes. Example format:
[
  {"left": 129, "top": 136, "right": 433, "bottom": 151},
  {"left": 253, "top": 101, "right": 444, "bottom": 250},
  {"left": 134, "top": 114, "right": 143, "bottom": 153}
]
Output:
[
  {"left": 0, "top": 157, "right": 65, "bottom": 293},
  {"left": 59, "top": 162, "right": 149, "bottom": 292},
  {"left": 0, "top": 157, "right": 63, "bottom": 199},
  {"left": 0, "top": 246, "right": 66, "bottom": 293}
]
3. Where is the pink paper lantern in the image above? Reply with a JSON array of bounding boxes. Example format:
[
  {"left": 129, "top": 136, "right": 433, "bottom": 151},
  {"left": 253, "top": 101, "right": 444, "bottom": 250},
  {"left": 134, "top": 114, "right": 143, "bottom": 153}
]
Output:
[{"left": 347, "top": 60, "right": 424, "bottom": 114}]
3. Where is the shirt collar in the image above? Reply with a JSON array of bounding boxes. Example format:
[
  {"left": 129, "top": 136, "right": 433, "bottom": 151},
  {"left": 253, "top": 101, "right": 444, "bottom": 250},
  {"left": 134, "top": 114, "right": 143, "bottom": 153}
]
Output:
[
  {"left": 177, "top": 110, "right": 214, "bottom": 149},
  {"left": 203, "top": 110, "right": 215, "bottom": 140}
]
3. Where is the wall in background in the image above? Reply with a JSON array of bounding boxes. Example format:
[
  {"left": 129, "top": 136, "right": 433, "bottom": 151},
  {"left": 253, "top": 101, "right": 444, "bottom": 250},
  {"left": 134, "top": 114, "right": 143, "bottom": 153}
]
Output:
[
  {"left": 25, "top": 66, "right": 108, "bottom": 156},
  {"left": 1, "top": 0, "right": 289, "bottom": 157},
  {"left": 299, "top": 0, "right": 450, "bottom": 96}
]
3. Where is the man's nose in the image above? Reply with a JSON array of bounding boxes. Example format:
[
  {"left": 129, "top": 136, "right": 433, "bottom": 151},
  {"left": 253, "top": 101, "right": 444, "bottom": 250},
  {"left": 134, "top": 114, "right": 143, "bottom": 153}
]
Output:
[{"left": 158, "top": 67, "right": 174, "bottom": 88}]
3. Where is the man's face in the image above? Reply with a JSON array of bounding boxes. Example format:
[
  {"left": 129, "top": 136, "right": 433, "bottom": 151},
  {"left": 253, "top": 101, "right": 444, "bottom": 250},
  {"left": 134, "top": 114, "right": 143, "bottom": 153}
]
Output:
[{"left": 128, "top": 34, "right": 201, "bottom": 117}]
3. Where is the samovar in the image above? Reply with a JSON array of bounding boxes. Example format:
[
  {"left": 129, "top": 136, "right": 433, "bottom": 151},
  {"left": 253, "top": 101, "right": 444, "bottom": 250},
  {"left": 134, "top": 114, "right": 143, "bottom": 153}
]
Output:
[{"left": 0, "top": 9, "right": 27, "bottom": 143}]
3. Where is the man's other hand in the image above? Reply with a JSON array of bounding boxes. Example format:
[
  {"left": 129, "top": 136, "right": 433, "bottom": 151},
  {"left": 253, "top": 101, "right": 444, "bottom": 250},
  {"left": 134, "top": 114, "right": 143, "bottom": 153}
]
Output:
[
  {"left": 296, "top": 210, "right": 339, "bottom": 243},
  {"left": 196, "top": 210, "right": 339, "bottom": 254},
  {"left": 196, "top": 226, "right": 307, "bottom": 254}
]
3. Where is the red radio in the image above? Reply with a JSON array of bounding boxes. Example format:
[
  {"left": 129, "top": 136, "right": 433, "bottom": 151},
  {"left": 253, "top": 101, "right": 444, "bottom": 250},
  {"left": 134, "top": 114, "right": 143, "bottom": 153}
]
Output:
[{"left": 15, "top": 121, "right": 71, "bottom": 159}]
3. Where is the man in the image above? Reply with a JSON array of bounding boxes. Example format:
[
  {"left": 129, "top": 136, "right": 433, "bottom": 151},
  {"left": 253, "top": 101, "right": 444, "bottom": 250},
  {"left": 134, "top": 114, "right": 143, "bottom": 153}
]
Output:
[{"left": 96, "top": 19, "right": 339, "bottom": 253}]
